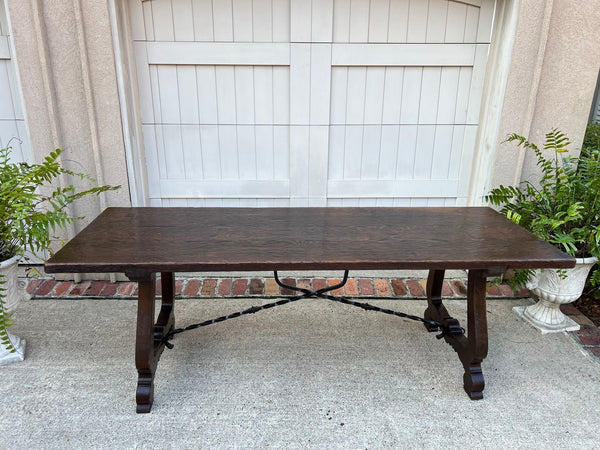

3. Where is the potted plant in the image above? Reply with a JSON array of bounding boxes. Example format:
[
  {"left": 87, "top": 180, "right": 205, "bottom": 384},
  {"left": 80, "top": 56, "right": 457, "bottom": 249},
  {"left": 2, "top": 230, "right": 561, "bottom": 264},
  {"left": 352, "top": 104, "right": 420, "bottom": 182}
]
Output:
[
  {"left": 0, "top": 144, "right": 119, "bottom": 365},
  {"left": 486, "top": 129, "right": 600, "bottom": 333}
]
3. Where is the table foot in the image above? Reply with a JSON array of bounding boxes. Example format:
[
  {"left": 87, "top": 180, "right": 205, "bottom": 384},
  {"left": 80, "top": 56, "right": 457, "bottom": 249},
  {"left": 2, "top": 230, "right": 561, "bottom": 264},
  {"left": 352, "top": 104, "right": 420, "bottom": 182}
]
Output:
[
  {"left": 463, "top": 364, "right": 484, "bottom": 400},
  {"left": 136, "top": 371, "right": 154, "bottom": 413}
]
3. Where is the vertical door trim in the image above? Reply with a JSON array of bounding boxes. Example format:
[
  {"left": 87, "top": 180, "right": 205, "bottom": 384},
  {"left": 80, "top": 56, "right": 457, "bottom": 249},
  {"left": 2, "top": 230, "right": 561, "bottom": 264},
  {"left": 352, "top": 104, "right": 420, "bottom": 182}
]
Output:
[
  {"left": 467, "top": 0, "right": 519, "bottom": 205},
  {"left": 108, "top": 0, "right": 148, "bottom": 206}
]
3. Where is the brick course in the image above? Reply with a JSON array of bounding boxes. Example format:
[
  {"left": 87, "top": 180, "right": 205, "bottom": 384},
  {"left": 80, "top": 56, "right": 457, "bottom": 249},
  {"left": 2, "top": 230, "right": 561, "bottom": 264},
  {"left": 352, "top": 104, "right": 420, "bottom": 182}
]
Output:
[
  {"left": 249, "top": 278, "right": 264, "bottom": 295},
  {"left": 405, "top": 280, "right": 424, "bottom": 297},
  {"left": 358, "top": 279, "right": 374, "bottom": 295}
]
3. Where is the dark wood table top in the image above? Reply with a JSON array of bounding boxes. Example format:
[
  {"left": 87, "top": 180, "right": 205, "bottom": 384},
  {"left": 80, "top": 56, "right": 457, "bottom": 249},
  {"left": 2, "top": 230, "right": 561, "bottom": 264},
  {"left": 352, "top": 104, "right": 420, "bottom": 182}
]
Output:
[{"left": 44, "top": 207, "right": 575, "bottom": 273}]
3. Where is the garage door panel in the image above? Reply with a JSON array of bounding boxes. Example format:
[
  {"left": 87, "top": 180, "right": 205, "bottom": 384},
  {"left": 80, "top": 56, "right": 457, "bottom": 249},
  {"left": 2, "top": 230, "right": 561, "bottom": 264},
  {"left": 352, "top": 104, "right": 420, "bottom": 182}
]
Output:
[
  {"left": 426, "top": 0, "right": 450, "bottom": 43},
  {"left": 382, "top": 67, "right": 404, "bottom": 124},
  {"left": 180, "top": 124, "right": 204, "bottom": 176},
  {"left": 399, "top": 67, "right": 422, "bottom": 124},
  {"left": 146, "top": 123, "right": 290, "bottom": 183},
  {"left": 255, "top": 126, "right": 275, "bottom": 179},
  {"left": 273, "top": 67, "right": 290, "bottom": 124},
  {"left": 387, "top": 0, "right": 410, "bottom": 42},
  {"left": 234, "top": 66, "right": 256, "bottom": 124},
  {"left": 332, "top": 43, "right": 476, "bottom": 66},
  {"left": 333, "top": 0, "right": 484, "bottom": 44},
  {"left": 141, "top": 125, "right": 161, "bottom": 197},
  {"left": 199, "top": 124, "right": 221, "bottom": 179},
  {"left": 342, "top": 125, "right": 363, "bottom": 178},
  {"left": 142, "top": 0, "right": 291, "bottom": 43},
  {"left": 455, "top": 66, "right": 474, "bottom": 123},
  {"left": 332, "top": 66, "right": 470, "bottom": 127},
  {"left": 196, "top": 66, "right": 218, "bottom": 123},
  {"left": 218, "top": 125, "right": 239, "bottom": 178},
  {"left": 368, "top": 0, "right": 391, "bottom": 43},
  {"left": 327, "top": 179, "right": 459, "bottom": 198},
  {"left": 309, "top": 44, "right": 332, "bottom": 125},
  {"left": 156, "top": 66, "right": 181, "bottom": 123},
  {"left": 413, "top": 126, "right": 437, "bottom": 179},
  {"left": 446, "top": 2, "right": 469, "bottom": 42},
  {"left": 330, "top": 124, "right": 471, "bottom": 184},
  {"left": 466, "top": 44, "right": 489, "bottom": 123},
  {"left": 232, "top": 0, "right": 253, "bottom": 42},
  {"left": 272, "top": 0, "right": 291, "bottom": 42},
  {"left": 330, "top": 67, "right": 348, "bottom": 125},
  {"left": 431, "top": 125, "right": 455, "bottom": 178},
  {"left": 212, "top": 0, "right": 234, "bottom": 41},
  {"left": 464, "top": 4, "right": 481, "bottom": 42},
  {"left": 395, "top": 125, "right": 418, "bottom": 179},
  {"left": 327, "top": 125, "right": 345, "bottom": 180},
  {"left": 419, "top": 68, "right": 443, "bottom": 125},
  {"left": 437, "top": 68, "right": 461, "bottom": 123},
  {"left": 172, "top": 0, "right": 194, "bottom": 40},
  {"left": 190, "top": 0, "right": 214, "bottom": 41},
  {"left": 364, "top": 67, "right": 385, "bottom": 124},
  {"left": 378, "top": 126, "right": 400, "bottom": 179},
  {"left": 449, "top": 125, "right": 467, "bottom": 179},
  {"left": 361, "top": 125, "right": 382, "bottom": 178},
  {"left": 145, "top": 63, "right": 291, "bottom": 127},
  {"left": 162, "top": 124, "right": 186, "bottom": 179},
  {"left": 236, "top": 125, "right": 257, "bottom": 177},
  {"left": 406, "top": 0, "right": 429, "bottom": 42},
  {"left": 344, "top": 67, "right": 367, "bottom": 124},
  {"left": 254, "top": 67, "right": 274, "bottom": 124},
  {"left": 131, "top": 0, "right": 495, "bottom": 206},
  {"left": 0, "top": 59, "right": 16, "bottom": 119}
]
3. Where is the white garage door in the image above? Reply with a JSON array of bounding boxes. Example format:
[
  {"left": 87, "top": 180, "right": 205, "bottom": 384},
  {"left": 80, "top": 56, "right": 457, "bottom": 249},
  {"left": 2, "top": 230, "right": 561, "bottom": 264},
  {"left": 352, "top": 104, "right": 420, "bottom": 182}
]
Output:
[
  {"left": 0, "top": 0, "right": 30, "bottom": 162},
  {"left": 130, "top": 0, "right": 495, "bottom": 207}
]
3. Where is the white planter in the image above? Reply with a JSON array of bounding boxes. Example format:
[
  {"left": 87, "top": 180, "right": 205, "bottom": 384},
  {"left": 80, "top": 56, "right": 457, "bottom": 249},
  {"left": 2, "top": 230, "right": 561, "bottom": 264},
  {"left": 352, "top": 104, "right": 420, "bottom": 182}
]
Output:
[
  {"left": 513, "top": 256, "right": 598, "bottom": 334},
  {"left": 0, "top": 254, "right": 28, "bottom": 366}
]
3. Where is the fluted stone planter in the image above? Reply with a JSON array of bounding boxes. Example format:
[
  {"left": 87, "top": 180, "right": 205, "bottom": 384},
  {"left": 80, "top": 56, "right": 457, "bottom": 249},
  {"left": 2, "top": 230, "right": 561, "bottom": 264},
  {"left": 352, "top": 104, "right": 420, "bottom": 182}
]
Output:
[
  {"left": 514, "top": 256, "right": 597, "bottom": 334},
  {"left": 0, "top": 255, "right": 28, "bottom": 366}
]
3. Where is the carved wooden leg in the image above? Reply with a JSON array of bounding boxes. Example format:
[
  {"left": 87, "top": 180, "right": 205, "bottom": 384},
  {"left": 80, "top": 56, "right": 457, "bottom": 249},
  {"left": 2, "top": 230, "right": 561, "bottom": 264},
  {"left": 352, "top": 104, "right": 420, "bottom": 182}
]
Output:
[
  {"left": 126, "top": 270, "right": 157, "bottom": 413},
  {"left": 462, "top": 269, "right": 488, "bottom": 399},
  {"left": 424, "top": 269, "right": 446, "bottom": 331},
  {"left": 424, "top": 269, "right": 488, "bottom": 400},
  {"left": 155, "top": 272, "right": 175, "bottom": 342}
]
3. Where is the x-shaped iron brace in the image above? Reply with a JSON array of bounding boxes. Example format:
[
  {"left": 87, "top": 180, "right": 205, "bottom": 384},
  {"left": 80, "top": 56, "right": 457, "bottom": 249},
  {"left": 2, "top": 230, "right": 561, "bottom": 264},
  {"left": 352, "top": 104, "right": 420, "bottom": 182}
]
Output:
[{"left": 162, "top": 271, "right": 462, "bottom": 349}]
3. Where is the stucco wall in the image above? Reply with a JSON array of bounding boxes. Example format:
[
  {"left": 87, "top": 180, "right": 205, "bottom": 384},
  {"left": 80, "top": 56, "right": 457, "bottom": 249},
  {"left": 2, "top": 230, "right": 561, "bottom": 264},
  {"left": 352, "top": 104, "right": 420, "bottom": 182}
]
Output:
[
  {"left": 490, "top": 0, "right": 600, "bottom": 189},
  {"left": 6, "top": 0, "right": 130, "bottom": 234}
]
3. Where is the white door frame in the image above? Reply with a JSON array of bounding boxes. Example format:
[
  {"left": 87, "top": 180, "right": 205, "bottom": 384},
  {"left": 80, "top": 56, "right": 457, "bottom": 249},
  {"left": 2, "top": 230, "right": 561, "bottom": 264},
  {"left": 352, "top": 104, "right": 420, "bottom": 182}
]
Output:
[{"left": 108, "top": 0, "right": 519, "bottom": 207}]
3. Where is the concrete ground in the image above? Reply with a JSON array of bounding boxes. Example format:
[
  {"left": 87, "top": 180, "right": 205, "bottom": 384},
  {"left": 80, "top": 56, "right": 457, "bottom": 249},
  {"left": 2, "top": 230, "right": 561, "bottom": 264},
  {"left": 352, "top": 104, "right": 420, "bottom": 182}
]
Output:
[{"left": 1, "top": 296, "right": 599, "bottom": 449}]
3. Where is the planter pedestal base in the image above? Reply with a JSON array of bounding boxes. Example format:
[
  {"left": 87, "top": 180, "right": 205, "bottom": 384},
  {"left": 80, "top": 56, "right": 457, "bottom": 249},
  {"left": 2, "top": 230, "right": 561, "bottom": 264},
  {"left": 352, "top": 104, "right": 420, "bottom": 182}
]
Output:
[
  {"left": 0, "top": 334, "right": 26, "bottom": 366},
  {"left": 513, "top": 306, "right": 580, "bottom": 334}
]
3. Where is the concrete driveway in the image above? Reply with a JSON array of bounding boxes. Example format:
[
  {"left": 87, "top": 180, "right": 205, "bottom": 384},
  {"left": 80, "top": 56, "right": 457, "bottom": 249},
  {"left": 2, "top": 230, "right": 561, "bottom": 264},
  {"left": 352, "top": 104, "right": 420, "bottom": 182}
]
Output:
[{"left": 1, "top": 296, "right": 599, "bottom": 449}]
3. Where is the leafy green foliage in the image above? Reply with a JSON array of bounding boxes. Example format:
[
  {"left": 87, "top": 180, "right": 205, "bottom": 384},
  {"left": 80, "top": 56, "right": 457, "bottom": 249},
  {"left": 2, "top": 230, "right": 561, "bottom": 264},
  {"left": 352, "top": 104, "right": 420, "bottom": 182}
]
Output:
[
  {"left": 486, "top": 129, "right": 600, "bottom": 288},
  {"left": 581, "top": 121, "right": 600, "bottom": 295},
  {"left": 0, "top": 145, "right": 119, "bottom": 352},
  {"left": 0, "top": 274, "right": 14, "bottom": 352}
]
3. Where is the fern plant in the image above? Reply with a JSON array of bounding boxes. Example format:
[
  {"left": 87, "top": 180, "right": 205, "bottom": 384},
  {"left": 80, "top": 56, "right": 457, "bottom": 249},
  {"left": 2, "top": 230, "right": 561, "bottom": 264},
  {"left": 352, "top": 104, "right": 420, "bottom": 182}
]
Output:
[
  {"left": 581, "top": 121, "right": 600, "bottom": 298},
  {"left": 0, "top": 145, "right": 119, "bottom": 353},
  {"left": 486, "top": 129, "right": 600, "bottom": 287}
]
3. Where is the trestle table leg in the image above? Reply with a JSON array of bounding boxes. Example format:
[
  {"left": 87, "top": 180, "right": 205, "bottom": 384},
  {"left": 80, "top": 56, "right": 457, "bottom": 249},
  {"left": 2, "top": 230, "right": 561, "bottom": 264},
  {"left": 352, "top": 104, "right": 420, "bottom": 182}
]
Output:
[
  {"left": 125, "top": 270, "right": 176, "bottom": 413},
  {"left": 424, "top": 269, "right": 489, "bottom": 400}
]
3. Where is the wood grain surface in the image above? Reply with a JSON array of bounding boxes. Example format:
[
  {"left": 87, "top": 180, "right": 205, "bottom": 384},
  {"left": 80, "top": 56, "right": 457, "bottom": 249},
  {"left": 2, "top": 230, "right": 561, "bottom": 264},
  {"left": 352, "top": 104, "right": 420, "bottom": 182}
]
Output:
[{"left": 45, "top": 207, "right": 575, "bottom": 273}]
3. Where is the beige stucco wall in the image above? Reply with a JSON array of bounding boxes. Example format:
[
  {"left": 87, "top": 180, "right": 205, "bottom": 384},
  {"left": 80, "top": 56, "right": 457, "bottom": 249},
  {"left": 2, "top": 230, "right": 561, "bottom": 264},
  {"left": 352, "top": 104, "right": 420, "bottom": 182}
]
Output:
[
  {"left": 490, "top": 0, "right": 600, "bottom": 189},
  {"left": 6, "top": 0, "right": 131, "bottom": 234},
  {"left": 4, "top": 0, "right": 600, "bottom": 254}
]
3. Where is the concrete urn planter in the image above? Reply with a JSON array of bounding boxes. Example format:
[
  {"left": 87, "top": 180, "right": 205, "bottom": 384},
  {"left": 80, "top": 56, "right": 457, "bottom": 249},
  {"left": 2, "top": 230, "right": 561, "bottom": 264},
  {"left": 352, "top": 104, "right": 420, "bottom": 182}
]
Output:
[
  {"left": 514, "top": 256, "right": 597, "bottom": 334},
  {"left": 0, "top": 255, "right": 28, "bottom": 365}
]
